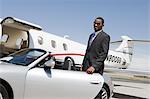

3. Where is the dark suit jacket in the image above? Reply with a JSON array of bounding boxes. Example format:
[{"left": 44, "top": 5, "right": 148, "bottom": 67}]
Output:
[{"left": 82, "top": 30, "right": 110, "bottom": 75}]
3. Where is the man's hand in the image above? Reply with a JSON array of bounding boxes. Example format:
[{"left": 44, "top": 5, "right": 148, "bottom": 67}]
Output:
[{"left": 86, "top": 66, "right": 95, "bottom": 74}]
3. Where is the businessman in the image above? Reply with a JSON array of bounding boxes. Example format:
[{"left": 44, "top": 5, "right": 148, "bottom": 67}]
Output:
[{"left": 82, "top": 17, "right": 110, "bottom": 75}]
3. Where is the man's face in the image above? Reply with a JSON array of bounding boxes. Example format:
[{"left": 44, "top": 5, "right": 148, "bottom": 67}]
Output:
[{"left": 94, "top": 19, "right": 104, "bottom": 32}]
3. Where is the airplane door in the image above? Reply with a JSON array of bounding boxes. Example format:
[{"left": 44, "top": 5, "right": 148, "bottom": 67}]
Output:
[
  {"left": 24, "top": 68, "right": 104, "bottom": 99},
  {"left": 1, "top": 17, "right": 42, "bottom": 31},
  {"left": 0, "top": 17, "right": 42, "bottom": 56}
]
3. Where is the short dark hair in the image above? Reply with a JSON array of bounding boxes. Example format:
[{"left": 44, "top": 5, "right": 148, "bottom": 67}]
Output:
[{"left": 96, "top": 17, "right": 104, "bottom": 24}]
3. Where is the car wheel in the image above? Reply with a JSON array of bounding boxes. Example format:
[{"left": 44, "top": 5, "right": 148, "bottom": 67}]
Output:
[
  {"left": 0, "top": 84, "right": 9, "bottom": 99},
  {"left": 101, "top": 85, "right": 110, "bottom": 99},
  {"left": 95, "top": 85, "right": 110, "bottom": 99}
]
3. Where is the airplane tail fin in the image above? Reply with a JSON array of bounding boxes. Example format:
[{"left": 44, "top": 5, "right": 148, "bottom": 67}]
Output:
[
  {"left": 111, "top": 36, "right": 134, "bottom": 64},
  {"left": 111, "top": 36, "right": 150, "bottom": 66},
  {"left": 115, "top": 36, "right": 133, "bottom": 54}
]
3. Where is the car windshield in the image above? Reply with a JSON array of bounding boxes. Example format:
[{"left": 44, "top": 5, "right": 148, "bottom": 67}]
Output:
[{"left": 0, "top": 49, "right": 46, "bottom": 66}]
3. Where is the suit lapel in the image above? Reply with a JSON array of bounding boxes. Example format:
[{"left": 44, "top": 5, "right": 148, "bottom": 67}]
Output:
[{"left": 88, "top": 31, "right": 103, "bottom": 50}]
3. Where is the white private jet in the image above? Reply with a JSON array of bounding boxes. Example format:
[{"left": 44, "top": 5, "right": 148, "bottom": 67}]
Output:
[{"left": 0, "top": 17, "right": 149, "bottom": 70}]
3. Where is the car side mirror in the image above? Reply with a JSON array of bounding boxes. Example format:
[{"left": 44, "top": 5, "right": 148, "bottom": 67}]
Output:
[{"left": 44, "top": 59, "right": 55, "bottom": 68}]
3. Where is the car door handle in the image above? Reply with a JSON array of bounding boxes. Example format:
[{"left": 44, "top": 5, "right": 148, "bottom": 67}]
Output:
[{"left": 90, "top": 81, "right": 101, "bottom": 85}]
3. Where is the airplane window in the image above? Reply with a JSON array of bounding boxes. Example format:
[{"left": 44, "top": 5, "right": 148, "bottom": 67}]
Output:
[
  {"left": 38, "top": 36, "right": 43, "bottom": 45},
  {"left": 63, "top": 43, "right": 68, "bottom": 51},
  {"left": 51, "top": 40, "right": 56, "bottom": 48}
]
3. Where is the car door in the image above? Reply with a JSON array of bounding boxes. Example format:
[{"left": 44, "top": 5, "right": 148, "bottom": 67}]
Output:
[{"left": 24, "top": 67, "right": 104, "bottom": 99}]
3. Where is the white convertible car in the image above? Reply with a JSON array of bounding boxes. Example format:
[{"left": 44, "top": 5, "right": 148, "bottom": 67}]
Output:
[{"left": 0, "top": 48, "right": 113, "bottom": 99}]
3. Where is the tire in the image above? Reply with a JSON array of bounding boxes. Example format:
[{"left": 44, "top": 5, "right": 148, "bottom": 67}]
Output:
[
  {"left": 0, "top": 84, "right": 9, "bottom": 99},
  {"left": 95, "top": 85, "right": 110, "bottom": 99}
]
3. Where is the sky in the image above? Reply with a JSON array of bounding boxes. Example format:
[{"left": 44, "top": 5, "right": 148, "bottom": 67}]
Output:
[{"left": 0, "top": 0, "right": 150, "bottom": 70}]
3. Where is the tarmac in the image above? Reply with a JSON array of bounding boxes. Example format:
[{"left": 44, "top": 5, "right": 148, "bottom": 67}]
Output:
[
  {"left": 111, "top": 80, "right": 150, "bottom": 99},
  {"left": 104, "top": 67, "right": 150, "bottom": 99}
]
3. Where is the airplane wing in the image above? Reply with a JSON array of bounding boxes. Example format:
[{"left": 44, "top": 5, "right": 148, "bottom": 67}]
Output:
[
  {"left": 111, "top": 40, "right": 150, "bottom": 45},
  {"left": 104, "top": 68, "right": 150, "bottom": 83}
]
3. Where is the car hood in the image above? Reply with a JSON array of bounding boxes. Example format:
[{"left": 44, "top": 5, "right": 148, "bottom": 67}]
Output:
[
  {"left": 0, "top": 61, "right": 30, "bottom": 81},
  {"left": 0, "top": 61, "right": 29, "bottom": 71}
]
